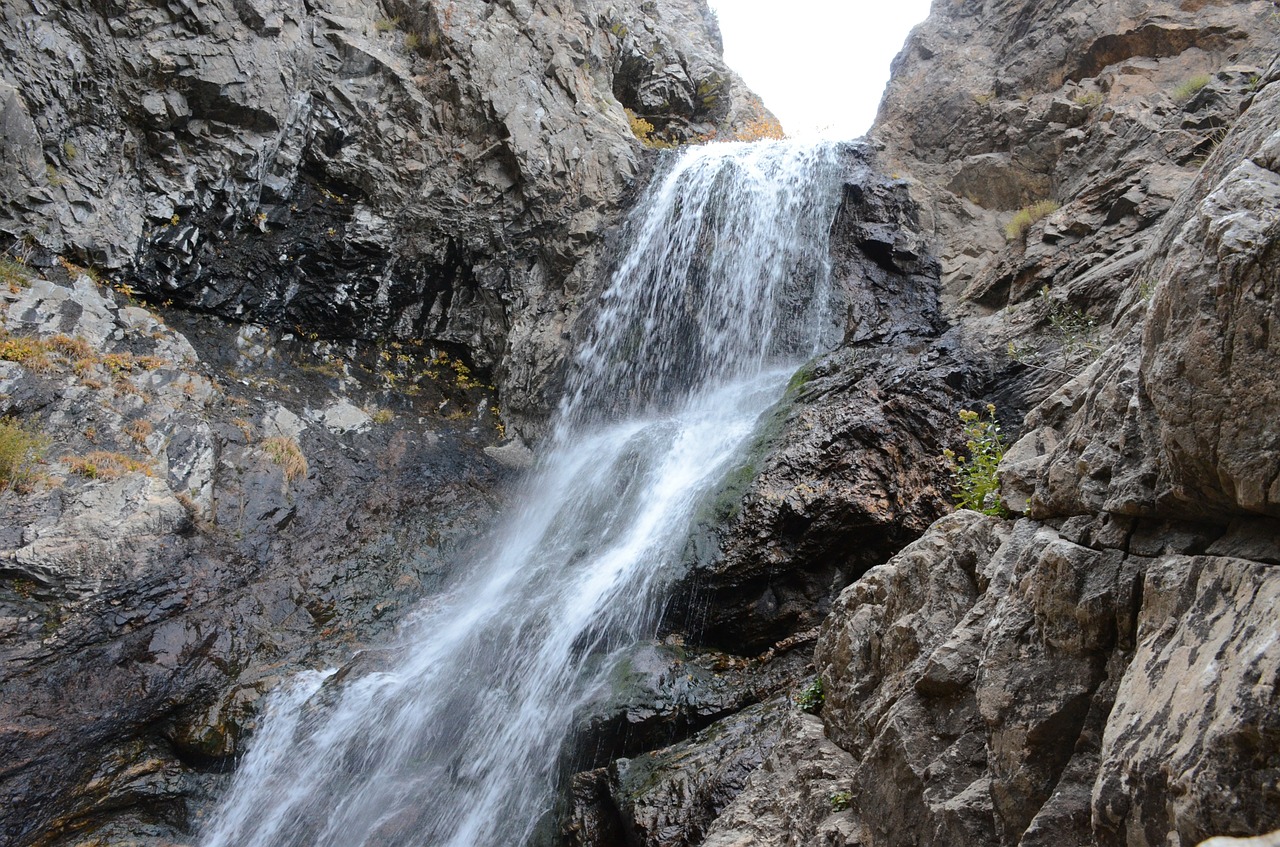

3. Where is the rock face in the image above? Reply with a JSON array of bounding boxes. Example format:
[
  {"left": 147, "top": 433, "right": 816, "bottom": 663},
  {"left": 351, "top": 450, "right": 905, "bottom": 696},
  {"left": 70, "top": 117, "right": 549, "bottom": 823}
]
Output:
[
  {"left": 3, "top": 0, "right": 1279, "bottom": 843},
  {"left": 0, "top": 263, "right": 508, "bottom": 845},
  {"left": 0, "top": 0, "right": 769, "bottom": 438},
  {"left": 662, "top": 4, "right": 1280, "bottom": 847}
]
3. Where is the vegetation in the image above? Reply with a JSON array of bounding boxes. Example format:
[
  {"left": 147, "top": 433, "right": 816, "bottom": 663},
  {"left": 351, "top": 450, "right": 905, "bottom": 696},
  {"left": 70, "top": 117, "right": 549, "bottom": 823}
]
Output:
[
  {"left": 795, "top": 677, "right": 825, "bottom": 713},
  {"left": 942, "top": 404, "right": 1008, "bottom": 517},
  {"left": 625, "top": 109, "right": 676, "bottom": 149},
  {"left": 124, "top": 418, "right": 153, "bottom": 444},
  {"left": 1, "top": 255, "right": 33, "bottom": 291},
  {"left": 1172, "top": 73, "right": 1212, "bottom": 102},
  {"left": 1073, "top": 91, "right": 1104, "bottom": 108},
  {"left": 1040, "top": 285, "right": 1099, "bottom": 357},
  {"left": 829, "top": 791, "right": 853, "bottom": 812},
  {"left": 370, "top": 407, "right": 395, "bottom": 425},
  {"left": 262, "top": 436, "right": 308, "bottom": 483},
  {"left": 0, "top": 328, "right": 165, "bottom": 387},
  {"left": 0, "top": 416, "right": 49, "bottom": 491},
  {"left": 1004, "top": 200, "right": 1060, "bottom": 240},
  {"left": 66, "top": 451, "right": 150, "bottom": 480}
]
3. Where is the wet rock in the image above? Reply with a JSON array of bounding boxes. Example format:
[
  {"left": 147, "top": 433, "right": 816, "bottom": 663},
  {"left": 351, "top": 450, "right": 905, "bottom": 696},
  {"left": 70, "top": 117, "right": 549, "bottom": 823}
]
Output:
[
  {"left": 576, "top": 639, "right": 811, "bottom": 768},
  {"left": 668, "top": 152, "right": 972, "bottom": 654},
  {"left": 610, "top": 696, "right": 793, "bottom": 847},
  {"left": 0, "top": 271, "right": 505, "bottom": 845}
]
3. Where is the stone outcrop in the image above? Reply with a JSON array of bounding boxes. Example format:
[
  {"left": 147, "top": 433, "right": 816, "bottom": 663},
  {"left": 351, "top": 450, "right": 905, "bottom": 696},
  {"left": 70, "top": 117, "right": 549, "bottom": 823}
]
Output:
[
  {"left": 643, "top": 4, "right": 1280, "bottom": 847},
  {"left": 0, "top": 0, "right": 769, "bottom": 437}
]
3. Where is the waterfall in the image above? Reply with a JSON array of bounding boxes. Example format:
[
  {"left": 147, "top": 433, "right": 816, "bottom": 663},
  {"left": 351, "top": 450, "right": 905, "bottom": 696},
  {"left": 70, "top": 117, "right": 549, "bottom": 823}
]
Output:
[{"left": 200, "top": 140, "right": 843, "bottom": 847}]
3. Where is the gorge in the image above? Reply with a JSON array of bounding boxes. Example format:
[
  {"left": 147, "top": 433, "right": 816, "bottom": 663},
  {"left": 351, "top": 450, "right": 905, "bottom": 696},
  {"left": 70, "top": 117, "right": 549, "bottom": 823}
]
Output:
[{"left": 1, "top": 0, "right": 1278, "bottom": 846}]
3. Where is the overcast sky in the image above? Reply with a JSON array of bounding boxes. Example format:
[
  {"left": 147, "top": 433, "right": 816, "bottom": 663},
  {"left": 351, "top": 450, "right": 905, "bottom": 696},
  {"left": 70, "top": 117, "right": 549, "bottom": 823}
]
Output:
[{"left": 707, "top": 0, "right": 934, "bottom": 139}]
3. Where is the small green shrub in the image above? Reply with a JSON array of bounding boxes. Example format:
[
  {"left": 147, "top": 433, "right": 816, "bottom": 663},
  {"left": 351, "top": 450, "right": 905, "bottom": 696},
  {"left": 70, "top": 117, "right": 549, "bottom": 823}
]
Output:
[
  {"left": 795, "top": 677, "right": 825, "bottom": 713},
  {"left": 1004, "top": 200, "right": 1060, "bottom": 241},
  {"left": 1073, "top": 91, "right": 1103, "bottom": 108},
  {"left": 373, "top": 16, "right": 399, "bottom": 32},
  {"left": 830, "top": 791, "right": 853, "bottom": 812},
  {"left": 0, "top": 417, "right": 49, "bottom": 491},
  {"left": 1, "top": 255, "right": 33, "bottom": 291},
  {"left": 943, "top": 404, "right": 1008, "bottom": 517},
  {"left": 1040, "top": 285, "right": 1099, "bottom": 356}
]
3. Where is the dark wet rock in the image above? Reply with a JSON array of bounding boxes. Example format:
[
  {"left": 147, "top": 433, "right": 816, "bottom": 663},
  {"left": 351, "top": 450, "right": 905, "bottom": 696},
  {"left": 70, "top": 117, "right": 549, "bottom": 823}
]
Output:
[
  {"left": 672, "top": 343, "right": 966, "bottom": 654},
  {"left": 666, "top": 151, "right": 976, "bottom": 654},
  {"left": 575, "top": 639, "right": 812, "bottom": 770},
  {"left": 0, "top": 270, "right": 505, "bottom": 845}
]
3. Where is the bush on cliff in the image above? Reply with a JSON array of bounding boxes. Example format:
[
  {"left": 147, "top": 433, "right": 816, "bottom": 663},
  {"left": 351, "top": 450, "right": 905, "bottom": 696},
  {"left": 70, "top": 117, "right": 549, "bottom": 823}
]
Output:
[{"left": 943, "top": 405, "right": 1008, "bottom": 516}]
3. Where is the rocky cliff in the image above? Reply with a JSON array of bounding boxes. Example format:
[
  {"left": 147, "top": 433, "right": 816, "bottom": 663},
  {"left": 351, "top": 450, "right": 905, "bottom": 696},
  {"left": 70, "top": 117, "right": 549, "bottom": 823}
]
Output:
[
  {"left": 617, "top": 2, "right": 1280, "bottom": 846},
  {"left": 0, "top": 0, "right": 769, "bottom": 440},
  {"left": 0, "top": 1, "right": 776, "bottom": 844},
  {"left": 2, "top": 0, "right": 1278, "bottom": 845}
]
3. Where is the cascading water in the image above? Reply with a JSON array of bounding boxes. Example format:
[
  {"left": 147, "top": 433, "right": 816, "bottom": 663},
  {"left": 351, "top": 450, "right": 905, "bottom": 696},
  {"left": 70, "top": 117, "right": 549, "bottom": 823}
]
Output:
[{"left": 200, "top": 140, "right": 843, "bottom": 847}]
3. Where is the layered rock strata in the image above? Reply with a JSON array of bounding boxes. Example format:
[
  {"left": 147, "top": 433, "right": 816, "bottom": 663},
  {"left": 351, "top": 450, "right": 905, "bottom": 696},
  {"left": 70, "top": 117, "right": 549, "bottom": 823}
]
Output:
[{"left": 0, "top": 0, "right": 769, "bottom": 437}]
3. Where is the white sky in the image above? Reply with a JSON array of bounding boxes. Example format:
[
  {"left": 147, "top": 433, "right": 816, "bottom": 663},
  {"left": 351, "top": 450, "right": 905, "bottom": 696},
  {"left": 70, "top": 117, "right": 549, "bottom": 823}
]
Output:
[{"left": 708, "top": 0, "right": 935, "bottom": 139}]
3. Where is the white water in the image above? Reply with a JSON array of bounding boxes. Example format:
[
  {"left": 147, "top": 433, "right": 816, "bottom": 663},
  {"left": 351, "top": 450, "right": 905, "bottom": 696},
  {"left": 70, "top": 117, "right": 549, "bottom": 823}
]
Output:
[{"left": 200, "top": 140, "right": 842, "bottom": 847}]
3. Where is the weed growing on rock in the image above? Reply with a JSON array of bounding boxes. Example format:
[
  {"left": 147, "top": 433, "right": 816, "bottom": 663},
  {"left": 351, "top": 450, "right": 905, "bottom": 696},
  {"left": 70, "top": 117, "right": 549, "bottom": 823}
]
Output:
[
  {"left": 943, "top": 404, "right": 1008, "bottom": 517},
  {"left": 124, "top": 418, "right": 153, "bottom": 445},
  {"left": 1, "top": 255, "right": 33, "bottom": 291},
  {"left": 1004, "top": 200, "right": 1060, "bottom": 240},
  {"left": 795, "top": 677, "right": 825, "bottom": 713},
  {"left": 0, "top": 417, "right": 49, "bottom": 491},
  {"left": 830, "top": 791, "right": 853, "bottom": 812},
  {"left": 1073, "top": 91, "right": 1104, "bottom": 108},
  {"left": 262, "top": 436, "right": 308, "bottom": 483},
  {"left": 625, "top": 109, "right": 676, "bottom": 149},
  {"left": 370, "top": 407, "right": 394, "bottom": 425},
  {"left": 1040, "top": 285, "right": 1099, "bottom": 357},
  {"left": 66, "top": 451, "right": 150, "bottom": 480},
  {"left": 1173, "top": 73, "right": 1212, "bottom": 102}
]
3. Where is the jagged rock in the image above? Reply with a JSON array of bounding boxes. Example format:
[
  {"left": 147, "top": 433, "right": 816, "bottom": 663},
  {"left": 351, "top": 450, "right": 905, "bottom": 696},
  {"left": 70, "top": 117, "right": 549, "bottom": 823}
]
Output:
[
  {"left": 647, "top": 6, "right": 1280, "bottom": 847},
  {"left": 699, "top": 711, "right": 861, "bottom": 847},
  {"left": 574, "top": 639, "right": 812, "bottom": 769},
  {"left": 1019, "top": 58, "right": 1280, "bottom": 523},
  {"left": 0, "top": 270, "right": 505, "bottom": 844},
  {"left": 0, "top": 0, "right": 769, "bottom": 437},
  {"left": 667, "top": 151, "right": 974, "bottom": 654},
  {"left": 608, "top": 696, "right": 793, "bottom": 847}
]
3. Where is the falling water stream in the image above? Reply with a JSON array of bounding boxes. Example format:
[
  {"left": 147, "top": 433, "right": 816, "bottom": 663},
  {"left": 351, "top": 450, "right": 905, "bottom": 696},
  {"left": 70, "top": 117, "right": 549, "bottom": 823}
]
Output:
[{"left": 201, "top": 140, "right": 843, "bottom": 847}]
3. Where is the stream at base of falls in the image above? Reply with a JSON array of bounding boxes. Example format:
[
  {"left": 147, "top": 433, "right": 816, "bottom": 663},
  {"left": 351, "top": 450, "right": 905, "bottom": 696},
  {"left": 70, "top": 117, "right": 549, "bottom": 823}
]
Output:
[{"left": 200, "top": 140, "right": 844, "bottom": 847}]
